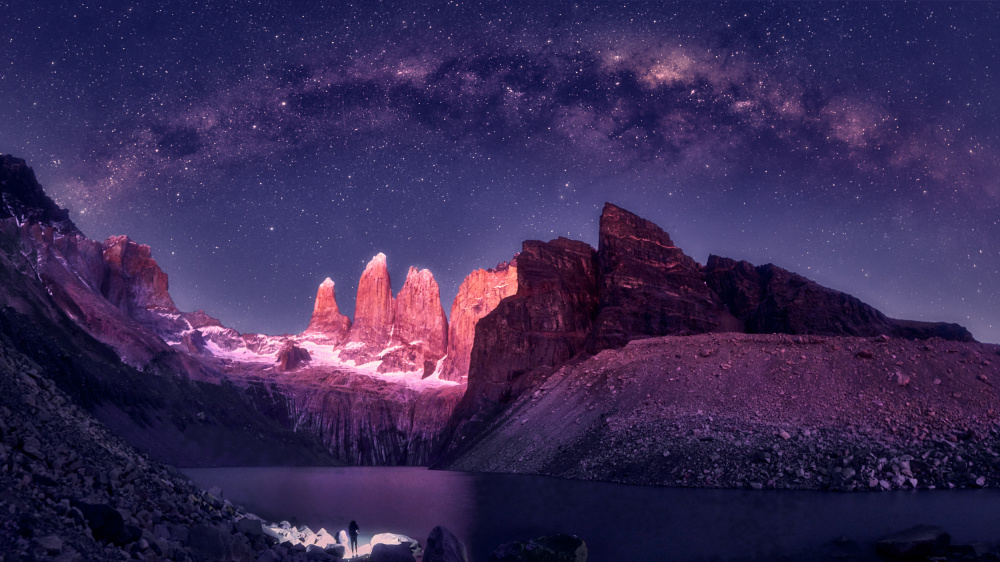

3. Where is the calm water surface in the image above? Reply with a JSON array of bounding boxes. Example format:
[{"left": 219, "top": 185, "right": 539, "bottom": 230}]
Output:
[{"left": 183, "top": 466, "right": 1000, "bottom": 561}]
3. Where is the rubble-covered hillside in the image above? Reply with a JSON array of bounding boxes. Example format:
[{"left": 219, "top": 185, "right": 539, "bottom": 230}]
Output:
[{"left": 439, "top": 332, "right": 1000, "bottom": 491}]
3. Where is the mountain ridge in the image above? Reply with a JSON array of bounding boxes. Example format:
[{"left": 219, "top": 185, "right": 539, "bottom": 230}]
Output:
[{"left": 0, "top": 154, "right": 983, "bottom": 480}]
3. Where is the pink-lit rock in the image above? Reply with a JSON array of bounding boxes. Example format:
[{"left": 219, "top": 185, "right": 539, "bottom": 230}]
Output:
[
  {"left": 101, "top": 235, "right": 179, "bottom": 317},
  {"left": 382, "top": 267, "right": 449, "bottom": 376},
  {"left": 344, "top": 253, "right": 394, "bottom": 350},
  {"left": 304, "top": 277, "right": 352, "bottom": 343},
  {"left": 439, "top": 259, "right": 518, "bottom": 382}
]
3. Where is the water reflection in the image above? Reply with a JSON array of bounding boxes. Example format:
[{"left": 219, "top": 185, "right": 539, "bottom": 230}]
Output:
[{"left": 184, "top": 467, "right": 1000, "bottom": 561}]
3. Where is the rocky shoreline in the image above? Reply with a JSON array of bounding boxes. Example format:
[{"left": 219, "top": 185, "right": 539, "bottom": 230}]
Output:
[
  {"left": 0, "top": 332, "right": 591, "bottom": 561},
  {"left": 8, "top": 329, "right": 1000, "bottom": 561}
]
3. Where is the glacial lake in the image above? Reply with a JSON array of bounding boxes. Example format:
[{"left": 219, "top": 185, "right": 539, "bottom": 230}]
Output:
[{"left": 183, "top": 466, "right": 1000, "bottom": 561}]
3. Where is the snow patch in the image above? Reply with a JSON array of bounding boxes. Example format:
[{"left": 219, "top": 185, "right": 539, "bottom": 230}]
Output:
[{"left": 203, "top": 339, "right": 276, "bottom": 363}]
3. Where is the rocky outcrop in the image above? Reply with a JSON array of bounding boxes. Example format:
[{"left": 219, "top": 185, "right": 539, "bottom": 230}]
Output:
[
  {"left": 457, "top": 237, "right": 599, "bottom": 418},
  {"left": 181, "top": 329, "right": 208, "bottom": 354},
  {"left": 16, "top": 222, "right": 180, "bottom": 368},
  {"left": 379, "top": 267, "right": 449, "bottom": 376},
  {"left": 439, "top": 259, "right": 518, "bottom": 382},
  {"left": 424, "top": 526, "right": 470, "bottom": 562},
  {"left": 588, "top": 203, "right": 730, "bottom": 351},
  {"left": 276, "top": 342, "right": 311, "bottom": 371},
  {"left": 101, "top": 235, "right": 181, "bottom": 330},
  {"left": 393, "top": 267, "right": 449, "bottom": 357},
  {"left": 332, "top": 256, "right": 456, "bottom": 376},
  {"left": 489, "top": 535, "right": 588, "bottom": 562},
  {"left": 447, "top": 203, "right": 976, "bottom": 460},
  {"left": 705, "top": 255, "right": 974, "bottom": 341},
  {"left": 341, "top": 253, "right": 395, "bottom": 362},
  {"left": 304, "top": 277, "right": 352, "bottom": 343},
  {"left": 0, "top": 155, "right": 79, "bottom": 235}
]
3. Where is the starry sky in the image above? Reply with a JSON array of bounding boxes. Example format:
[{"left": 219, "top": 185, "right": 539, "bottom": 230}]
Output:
[{"left": 2, "top": 1, "right": 998, "bottom": 342}]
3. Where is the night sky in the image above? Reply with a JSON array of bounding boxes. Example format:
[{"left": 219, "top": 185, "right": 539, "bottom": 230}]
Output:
[{"left": 3, "top": 1, "right": 998, "bottom": 342}]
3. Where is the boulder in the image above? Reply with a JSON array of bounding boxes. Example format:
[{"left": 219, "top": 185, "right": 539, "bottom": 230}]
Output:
[
  {"left": 370, "top": 542, "right": 417, "bottom": 562},
  {"left": 875, "top": 525, "right": 950, "bottom": 560},
  {"left": 71, "top": 501, "right": 124, "bottom": 544},
  {"left": 235, "top": 517, "right": 263, "bottom": 537},
  {"left": 306, "top": 544, "right": 335, "bottom": 560},
  {"left": 488, "top": 534, "right": 587, "bottom": 562},
  {"left": 188, "top": 524, "right": 233, "bottom": 561},
  {"left": 424, "top": 526, "right": 469, "bottom": 562},
  {"left": 276, "top": 342, "right": 311, "bottom": 372},
  {"left": 313, "top": 528, "right": 337, "bottom": 548}
]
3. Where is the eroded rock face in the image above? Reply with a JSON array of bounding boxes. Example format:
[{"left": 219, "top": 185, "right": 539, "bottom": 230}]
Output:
[
  {"left": 439, "top": 259, "right": 518, "bottom": 382},
  {"left": 0, "top": 155, "right": 79, "bottom": 235},
  {"left": 588, "top": 203, "right": 727, "bottom": 351},
  {"left": 458, "top": 237, "right": 599, "bottom": 417},
  {"left": 344, "top": 253, "right": 394, "bottom": 351},
  {"left": 284, "top": 378, "right": 465, "bottom": 465},
  {"left": 705, "top": 255, "right": 974, "bottom": 341},
  {"left": 304, "top": 278, "right": 352, "bottom": 343},
  {"left": 101, "top": 235, "right": 179, "bottom": 318},
  {"left": 392, "top": 267, "right": 448, "bottom": 360}
]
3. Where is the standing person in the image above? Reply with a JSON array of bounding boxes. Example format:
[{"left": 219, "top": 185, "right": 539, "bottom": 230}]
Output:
[{"left": 348, "top": 520, "right": 360, "bottom": 557}]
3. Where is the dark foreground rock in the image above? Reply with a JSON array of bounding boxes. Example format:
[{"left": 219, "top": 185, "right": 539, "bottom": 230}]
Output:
[
  {"left": 876, "top": 525, "right": 951, "bottom": 560},
  {"left": 489, "top": 535, "right": 588, "bottom": 562},
  {"left": 424, "top": 526, "right": 469, "bottom": 562}
]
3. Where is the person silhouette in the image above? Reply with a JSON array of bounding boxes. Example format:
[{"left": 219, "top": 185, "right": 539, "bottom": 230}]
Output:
[{"left": 348, "top": 520, "right": 360, "bottom": 557}]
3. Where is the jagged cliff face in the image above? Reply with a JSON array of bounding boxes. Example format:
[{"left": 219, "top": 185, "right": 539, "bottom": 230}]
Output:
[
  {"left": 450, "top": 203, "right": 976, "bottom": 449},
  {"left": 303, "top": 278, "right": 351, "bottom": 343},
  {"left": 458, "top": 237, "right": 599, "bottom": 418},
  {"left": 588, "top": 203, "right": 731, "bottom": 350},
  {"left": 0, "top": 156, "right": 336, "bottom": 466},
  {"left": 704, "top": 255, "right": 974, "bottom": 341},
  {"left": 1, "top": 155, "right": 981, "bottom": 472},
  {"left": 101, "top": 235, "right": 178, "bottom": 316},
  {"left": 0, "top": 156, "right": 78, "bottom": 235},
  {"left": 277, "top": 374, "right": 464, "bottom": 465},
  {"left": 18, "top": 223, "right": 182, "bottom": 369},
  {"left": 439, "top": 260, "right": 518, "bottom": 382},
  {"left": 0, "top": 155, "right": 462, "bottom": 467}
]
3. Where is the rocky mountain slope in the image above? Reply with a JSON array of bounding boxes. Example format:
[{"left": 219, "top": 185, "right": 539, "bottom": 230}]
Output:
[
  {"left": 0, "top": 155, "right": 511, "bottom": 467},
  {"left": 452, "top": 203, "right": 970, "bottom": 423},
  {"left": 440, "top": 332, "right": 1000, "bottom": 490},
  {"left": 3, "top": 154, "right": 992, "bottom": 490},
  {"left": 440, "top": 203, "right": 981, "bottom": 485}
]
